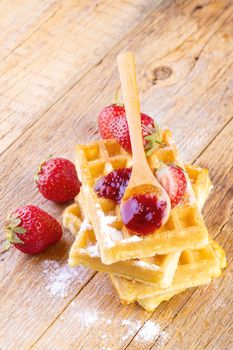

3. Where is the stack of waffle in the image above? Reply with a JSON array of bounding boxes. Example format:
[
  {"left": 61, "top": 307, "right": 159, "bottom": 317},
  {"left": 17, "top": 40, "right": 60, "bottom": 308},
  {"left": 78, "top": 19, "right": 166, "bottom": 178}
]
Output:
[{"left": 63, "top": 130, "right": 226, "bottom": 311}]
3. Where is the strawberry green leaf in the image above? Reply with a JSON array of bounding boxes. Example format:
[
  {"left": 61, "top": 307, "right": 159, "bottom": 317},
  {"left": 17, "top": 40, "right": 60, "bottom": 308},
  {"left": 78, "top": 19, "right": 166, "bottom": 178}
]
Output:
[
  {"left": 10, "top": 217, "right": 21, "bottom": 227},
  {"left": 144, "top": 135, "right": 155, "bottom": 141},
  {"left": 14, "top": 227, "right": 26, "bottom": 234},
  {"left": 1, "top": 240, "right": 11, "bottom": 252},
  {"left": 11, "top": 235, "right": 24, "bottom": 244},
  {"left": 145, "top": 142, "right": 153, "bottom": 150}
]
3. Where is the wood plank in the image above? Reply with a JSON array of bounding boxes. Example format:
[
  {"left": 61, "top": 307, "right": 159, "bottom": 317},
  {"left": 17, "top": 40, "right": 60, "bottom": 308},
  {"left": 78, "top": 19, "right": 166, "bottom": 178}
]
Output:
[
  {"left": 32, "top": 120, "right": 232, "bottom": 350},
  {"left": 0, "top": 236, "right": 96, "bottom": 349},
  {"left": 33, "top": 273, "right": 151, "bottom": 350},
  {"left": 1, "top": 0, "right": 232, "bottom": 159},
  {"left": 0, "top": 0, "right": 158, "bottom": 153},
  {"left": 0, "top": 0, "right": 62, "bottom": 61},
  {"left": 0, "top": 0, "right": 232, "bottom": 349}
]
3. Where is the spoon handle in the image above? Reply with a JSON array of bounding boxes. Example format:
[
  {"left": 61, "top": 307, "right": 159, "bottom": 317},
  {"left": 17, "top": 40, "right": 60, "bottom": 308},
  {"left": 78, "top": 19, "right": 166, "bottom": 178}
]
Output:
[{"left": 117, "top": 52, "right": 148, "bottom": 169}]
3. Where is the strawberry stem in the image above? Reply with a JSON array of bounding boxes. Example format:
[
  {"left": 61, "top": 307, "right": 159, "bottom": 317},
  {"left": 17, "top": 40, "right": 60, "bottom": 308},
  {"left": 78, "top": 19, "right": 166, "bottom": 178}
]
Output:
[
  {"left": 34, "top": 155, "right": 53, "bottom": 183},
  {"left": 114, "top": 85, "right": 123, "bottom": 105},
  {"left": 5, "top": 214, "right": 26, "bottom": 245}
]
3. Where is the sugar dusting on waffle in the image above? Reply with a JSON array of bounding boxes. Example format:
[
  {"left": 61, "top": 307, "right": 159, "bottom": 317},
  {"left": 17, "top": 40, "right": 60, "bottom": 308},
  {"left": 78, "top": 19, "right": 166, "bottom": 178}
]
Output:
[
  {"left": 96, "top": 209, "right": 123, "bottom": 246},
  {"left": 134, "top": 261, "right": 159, "bottom": 271},
  {"left": 96, "top": 207, "right": 143, "bottom": 248},
  {"left": 79, "top": 219, "right": 92, "bottom": 233},
  {"left": 75, "top": 136, "right": 209, "bottom": 264},
  {"left": 80, "top": 243, "right": 100, "bottom": 257}
]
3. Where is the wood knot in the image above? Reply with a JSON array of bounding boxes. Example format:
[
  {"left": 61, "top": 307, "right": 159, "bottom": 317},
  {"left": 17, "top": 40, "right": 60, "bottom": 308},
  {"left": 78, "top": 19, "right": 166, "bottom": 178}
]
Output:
[
  {"left": 193, "top": 4, "right": 203, "bottom": 11},
  {"left": 152, "top": 66, "right": 172, "bottom": 84}
]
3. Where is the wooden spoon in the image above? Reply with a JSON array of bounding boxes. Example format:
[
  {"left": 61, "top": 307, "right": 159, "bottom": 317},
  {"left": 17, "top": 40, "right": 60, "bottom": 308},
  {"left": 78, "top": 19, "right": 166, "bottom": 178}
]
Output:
[{"left": 117, "top": 52, "right": 171, "bottom": 226}]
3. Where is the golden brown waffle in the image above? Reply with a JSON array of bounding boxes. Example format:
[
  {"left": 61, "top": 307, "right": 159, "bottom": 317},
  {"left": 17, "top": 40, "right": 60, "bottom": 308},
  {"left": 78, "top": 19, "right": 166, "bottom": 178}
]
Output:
[
  {"left": 185, "top": 164, "right": 213, "bottom": 211},
  {"left": 65, "top": 164, "right": 212, "bottom": 287},
  {"left": 63, "top": 163, "right": 212, "bottom": 236},
  {"left": 138, "top": 289, "right": 185, "bottom": 312},
  {"left": 110, "top": 240, "right": 225, "bottom": 304},
  {"left": 68, "top": 190, "right": 180, "bottom": 287},
  {"left": 75, "top": 131, "right": 209, "bottom": 264},
  {"left": 136, "top": 241, "right": 226, "bottom": 311},
  {"left": 63, "top": 203, "right": 83, "bottom": 237},
  {"left": 68, "top": 215, "right": 180, "bottom": 287}
]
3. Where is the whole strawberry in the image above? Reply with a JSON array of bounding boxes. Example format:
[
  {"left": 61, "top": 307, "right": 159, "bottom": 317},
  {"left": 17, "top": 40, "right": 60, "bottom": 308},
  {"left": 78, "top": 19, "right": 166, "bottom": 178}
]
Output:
[
  {"left": 98, "top": 104, "right": 125, "bottom": 139},
  {"left": 5, "top": 205, "right": 62, "bottom": 255},
  {"left": 35, "top": 158, "right": 81, "bottom": 203},
  {"left": 109, "top": 113, "right": 162, "bottom": 153}
]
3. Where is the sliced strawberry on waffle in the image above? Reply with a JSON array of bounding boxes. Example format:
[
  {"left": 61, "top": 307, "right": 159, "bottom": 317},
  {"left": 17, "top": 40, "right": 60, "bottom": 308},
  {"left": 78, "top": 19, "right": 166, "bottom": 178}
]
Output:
[{"left": 156, "top": 164, "right": 187, "bottom": 208}]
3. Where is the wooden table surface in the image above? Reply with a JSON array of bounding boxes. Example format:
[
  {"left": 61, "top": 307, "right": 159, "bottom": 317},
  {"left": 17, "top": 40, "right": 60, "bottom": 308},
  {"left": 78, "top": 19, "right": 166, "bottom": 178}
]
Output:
[{"left": 0, "top": 1, "right": 232, "bottom": 349}]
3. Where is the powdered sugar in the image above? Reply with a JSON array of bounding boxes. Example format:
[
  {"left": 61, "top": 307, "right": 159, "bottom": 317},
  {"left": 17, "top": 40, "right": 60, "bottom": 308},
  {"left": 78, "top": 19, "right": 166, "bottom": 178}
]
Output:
[
  {"left": 121, "top": 318, "right": 168, "bottom": 347},
  {"left": 135, "top": 320, "right": 168, "bottom": 344},
  {"left": 97, "top": 211, "right": 117, "bottom": 226},
  {"left": 121, "top": 319, "right": 141, "bottom": 341},
  {"left": 74, "top": 305, "right": 168, "bottom": 349},
  {"left": 41, "top": 260, "right": 85, "bottom": 298},
  {"left": 96, "top": 209, "right": 144, "bottom": 248},
  {"left": 79, "top": 219, "right": 92, "bottom": 233},
  {"left": 97, "top": 210, "right": 123, "bottom": 247},
  {"left": 80, "top": 243, "right": 100, "bottom": 257},
  {"left": 81, "top": 309, "right": 99, "bottom": 326},
  {"left": 121, "top": 235, "right": 142, "bottom": 243},
  {"left": 133, "top": 260, "right": 159, "bottom": 270}
]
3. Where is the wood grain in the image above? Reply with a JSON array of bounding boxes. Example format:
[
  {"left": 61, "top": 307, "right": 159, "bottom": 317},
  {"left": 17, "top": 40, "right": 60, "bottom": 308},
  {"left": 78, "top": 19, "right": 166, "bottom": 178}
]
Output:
[
  {"left": 0, "top": 0, "right": 62, "bottom": 61},
  {"left": 0, "top": 0, "right": 232, "bottom": 349},
  {"left": 0, "top": 0, "right": 158, "bottom": 154}
]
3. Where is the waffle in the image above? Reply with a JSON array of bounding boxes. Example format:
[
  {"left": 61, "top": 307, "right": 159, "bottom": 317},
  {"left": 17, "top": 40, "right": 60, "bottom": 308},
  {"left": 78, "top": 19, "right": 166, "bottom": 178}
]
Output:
[
  {"left": 68, "top": 191, "right": 180, "bottom": 287},
  {"left": 110, "top": 240, "right": 225, "bottom": 304},
  {"left": 63, "top": 203, "right": 83, "bottom": 237},
  {"left": 75, "top": 131, "right": 209, "bottom": 264},
  {"left": 63, "top": 163, "right": 212, "bottom": 236},
  {"left": 65, "top": 164, "right": 212, "bottom": 287},
  {"left": 185, "top": 164, "right": 213, "bottom": 211},
  {"left": 138, "top": 289, "right": 185, "bottom": 312},
  {"left": 136, "top": 241, "right": 227, "bottom": 311}
]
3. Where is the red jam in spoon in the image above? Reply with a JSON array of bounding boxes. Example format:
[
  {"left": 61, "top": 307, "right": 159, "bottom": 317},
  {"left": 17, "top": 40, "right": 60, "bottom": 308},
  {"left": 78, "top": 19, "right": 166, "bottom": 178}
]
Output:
[{"left": 120, "top": 190, "right": 168, "bottom": 235}]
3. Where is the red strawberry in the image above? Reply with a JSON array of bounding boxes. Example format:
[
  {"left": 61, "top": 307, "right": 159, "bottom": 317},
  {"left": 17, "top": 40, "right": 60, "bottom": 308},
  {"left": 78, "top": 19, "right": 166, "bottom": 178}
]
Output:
[
  {"left": 155, "top": 164, "right": 187, "bottom": 208},
  {"left": 109, "top": 114, "right": 131, "bottom": 152},
  {"left": 98, "top": 104, "right": 125, "bottom": 139},
  {"left": 5, "top": 205, "right": 62, "bottom": 255},
  {"left": 109, "top": 113, "right": 161, "bottom": 153},
  {"left": 35, "top": 158, "right": 81, "bottom": 203}
]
